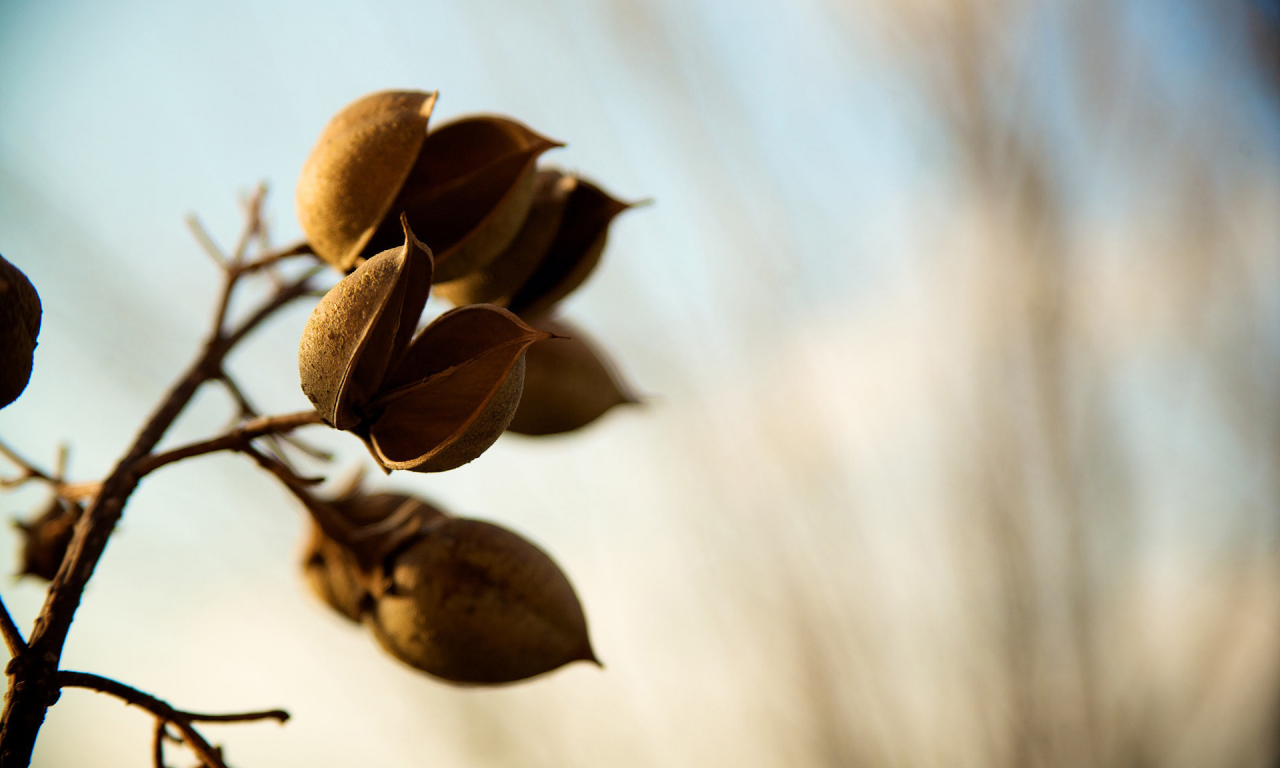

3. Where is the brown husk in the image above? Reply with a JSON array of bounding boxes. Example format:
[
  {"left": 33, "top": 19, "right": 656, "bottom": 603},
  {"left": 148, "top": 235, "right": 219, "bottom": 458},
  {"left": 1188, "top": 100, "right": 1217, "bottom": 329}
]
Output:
[
  {"left": 507, "top": 315, "right": 637, "bottom": 436},
  {"left": 366, "top": 517, "right": 596, "bottom": 684}
]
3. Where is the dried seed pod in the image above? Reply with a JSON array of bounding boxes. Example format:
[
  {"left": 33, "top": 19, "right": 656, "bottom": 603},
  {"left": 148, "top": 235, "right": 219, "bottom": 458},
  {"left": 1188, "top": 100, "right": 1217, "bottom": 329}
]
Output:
[
  {"left": 368, "top": 306, "right": 547, "bottom": 472},
  {"left": 363, "top": 116, "right": 561, "bottom": 283},
  {"left": 298, "top": 217, "right": 433, "bottom": 430},
  {"left": 436, "top": 172, "right": 631, "bottom": 316},
  {"left": 302, "top": 492, "right": 446, "bottom": 622},
  {"left": 0, "top": 254, "right": 41, "bottom": 409},
  {"left": 297, "top": 91, "right": 559, "bottom": 279},
  {"left": 299, "top": 220, "right": 552, "bottom": 472},
  {"left": 297, "top": 90, "right": 438, "bottom": 272},
  {"left": 15, "top": 498, "right": 80, "bottom": 581},
  {"left": 366, "top": 517, "right": 596, "bottom": 684},
  {"left": 432, "top": 170, "right": 575, "bottom": 306},
  {"left": 507, "top": 316, "right": 638, "bottom": 436}
]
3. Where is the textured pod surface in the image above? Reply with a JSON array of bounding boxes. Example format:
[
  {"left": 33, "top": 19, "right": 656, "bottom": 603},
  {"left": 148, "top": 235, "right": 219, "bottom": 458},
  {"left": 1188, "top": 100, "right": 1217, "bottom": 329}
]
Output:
[
  {"left": 0, "top": 254, "right": 41, "bottom": 409},
  {"left": 434, "top": 170, "right": 577, "bottom": 307},
  {"left": 369, "top": 305, "right": 548, "bottom": 472},
  {"left": 366, "top": 518, "right": 595, "bottom": 684},
  {"left": 363, "top": 116, "right": 560, "bottom": 283},
  {"left": 298, "top": 221, "right": 433, "bottom": 429},
  {"left": 302, "top": 524, "right": 368, "bottom": 622},
  {"left": 297, "top": 90, "right": 437, "bottom": 271},
  {"left": 507, "top": 316, "right": 637, "bottom": 436}
]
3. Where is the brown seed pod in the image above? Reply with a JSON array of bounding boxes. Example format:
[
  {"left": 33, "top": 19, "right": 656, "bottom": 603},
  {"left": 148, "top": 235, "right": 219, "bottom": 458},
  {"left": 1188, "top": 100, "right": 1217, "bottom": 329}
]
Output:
[
  {"left": 366, "top": 517, "right": 596, "bottom": 684},
  {"left": 15, "top": 498, "right": 80, "bottom": 581},
  {"left": 297, "top": 91, "right": 559, "bottom": 280},
  {"left": 302, "top": 491, "right": 446, "bottom": 622},
  {"left": 507, "top": 315, "right": 638, "bottom": 436},
  {"left": 431, "top": 170, "right": 576, "bottom": 306},
  {"left": 297, "top": 90, "right": 439, "bottom": 272},
  {"left": 363, "top": 116, "right": 561, "bottom": 283},
  {"left": 298, "top": 217, "right": 433, "bottom": 430},
  {"left": 299, "top": 220, "right": 551, "bottom": 472},
  {"left": 367, "top": 306, "right": 546, "bottom": 472},
  {"left": 435, "top": 172, "right": 631, "bottom": 316},
  {"left": 0, "top": 254, "right": 41, "bottom": 410}
]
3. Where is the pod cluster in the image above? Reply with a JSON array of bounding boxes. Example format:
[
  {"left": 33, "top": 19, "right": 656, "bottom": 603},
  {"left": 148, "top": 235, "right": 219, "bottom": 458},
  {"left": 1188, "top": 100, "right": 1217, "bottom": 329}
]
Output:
[
  {"left": 296, "top": 90, "right": 637, "bottom": 445},
  {"left": 301, "top": 483, "right": 595, "bottom": 684}
]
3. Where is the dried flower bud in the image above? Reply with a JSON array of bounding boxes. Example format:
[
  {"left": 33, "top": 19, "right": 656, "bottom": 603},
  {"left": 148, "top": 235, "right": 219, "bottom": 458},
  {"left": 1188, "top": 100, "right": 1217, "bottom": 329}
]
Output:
[
  {"left": 507, "top": 315, "right": 638, "bottom": 436},
  {"left": 366, "top": 517, "right": 596, "bottom": 684},
  {"left": 0, "top": 254, "right": 41, "bottom": 410},
  {"left": 435, "top": 172, "right": 631, "bottom": 316},
  {"left": 299, "top": 220, "right": 551, "bottom": 472},
  {"left": 297, "top": 91, "right": 559, "bottom": 280},
  {"left": 15, "top": 498, "right": 80, "bottom": 581}
]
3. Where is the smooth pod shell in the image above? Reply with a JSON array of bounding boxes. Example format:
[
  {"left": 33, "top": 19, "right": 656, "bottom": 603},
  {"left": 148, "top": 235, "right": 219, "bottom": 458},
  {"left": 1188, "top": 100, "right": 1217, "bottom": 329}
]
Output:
[
  {"left": 434, "top": 170, "right": 577, "bottom": 307},
  {"left": 367, "top": 305, "right": 550, "bottom": 472},
  {"left": 0, "top": 254, "right": 41, "bottom": 409},
  {"left": 507, "top": 316, "right": 637, "bottom": 436},
  {"left": 297, "top": 91, "right": 437, "bottom": 271},
  {"left": 363, "top": 116, "right": 561, "bottom": 283},
  {"left": 366, "top": 517, "right": 596, "bottom": 684}
]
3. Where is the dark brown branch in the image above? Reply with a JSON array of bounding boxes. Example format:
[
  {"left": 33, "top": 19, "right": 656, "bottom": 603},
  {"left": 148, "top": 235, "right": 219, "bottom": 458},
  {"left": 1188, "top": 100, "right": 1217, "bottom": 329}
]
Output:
[
  {"left": 0, "top": 595, "right": 24, "bottom": 658},
  {"left": 58, "top": 671, "right": 288, "bottom": 768},
  {"left": 0, "top": 440, "right": 55, "bottom": 488},
  {"left": 0, "top": 261, "right": 317, "bottom": 767},
  {"left": 132, "top": 410, "right": 325, "bottom": 476},
  {"left": 152, "top": 720, "right": 166, "bottom": 768}
]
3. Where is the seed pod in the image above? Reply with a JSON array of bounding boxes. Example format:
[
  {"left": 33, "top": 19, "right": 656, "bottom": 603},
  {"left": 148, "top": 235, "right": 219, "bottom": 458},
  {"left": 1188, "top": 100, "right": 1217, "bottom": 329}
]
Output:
[
  {"left": 297, "top": 91, "right": 438, "bottom": 272},
  {"left": 506, "top": 178, "right": 630, "bottom": 317},
  {"left": 298, "top": 217, "right": 433, "bottom": 430},
  {"left": 302, "top": 492, "right": 446, "bottom": 622},
  {"left": 366, "top": 517, "right": 596, "bottom": 684},
  {"left": 367, "top": 305, "right": 547, "bottom": 472},
  {"left": 299, "top": 220, "right": 552, "bottom": 472},
  {"left": 15, "top": 498, "right": 80, "bottom": 581},
  {"left": 436, "top": 172, "right": 631, "bottom": 316},
  {"left": 507, "top": 315, "right": 638, "bottom": 436},
  {"left": 362, "top": 116, "right": 561, "bottom": 283},
  {"left": 297, "top": 91, "right": 559, "bottom": 280},
  {"left": 0, "top": 254, "right": 41, "bottom": 410},
  {"left": 432, "top": 170, "right": 576, "bottom": 306}
]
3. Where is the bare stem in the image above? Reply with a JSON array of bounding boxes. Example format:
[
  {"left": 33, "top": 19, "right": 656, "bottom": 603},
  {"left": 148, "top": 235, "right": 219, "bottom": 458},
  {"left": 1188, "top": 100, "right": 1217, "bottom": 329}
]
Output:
[
  {"left": 132, "top": 411, "right": 324, "bottom": 476},
  {"left": 59, "top": 671, "right": 288, "bottom": 768},
  {"left": 0, "top": 216, "right": 318, "bottom": 767},
  {"left": 0, "top": 597, "right": 24, "bottom": 658}
]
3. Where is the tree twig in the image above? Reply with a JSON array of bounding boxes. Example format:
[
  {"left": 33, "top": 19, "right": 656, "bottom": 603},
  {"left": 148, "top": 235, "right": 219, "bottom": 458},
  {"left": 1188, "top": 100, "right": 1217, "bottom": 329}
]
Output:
[
  {"left": 0, "top": 251, "right": 318, "bottom": 767},
  {"left": 132, "top": 410, "right": 325, "bottom": 477},
  {"left": 0, "top": 595, "right": 25, "bottom": 658},
  {"left": 59, "top": 671, "right": 288, "bottom": 768}
]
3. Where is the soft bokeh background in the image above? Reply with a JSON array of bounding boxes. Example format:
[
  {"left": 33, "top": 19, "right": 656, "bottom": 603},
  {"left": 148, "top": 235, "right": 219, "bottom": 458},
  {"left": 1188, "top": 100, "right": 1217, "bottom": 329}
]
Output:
[{"left": 2, "top": 0, "right": 1280, "bottom": 766}]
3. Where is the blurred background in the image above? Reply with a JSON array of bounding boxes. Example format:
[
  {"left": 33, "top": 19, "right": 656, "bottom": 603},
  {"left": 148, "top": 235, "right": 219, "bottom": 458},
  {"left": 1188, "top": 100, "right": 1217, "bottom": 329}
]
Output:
[{"left": 2, "top": 0, "right": 1280, "bottom": 765}]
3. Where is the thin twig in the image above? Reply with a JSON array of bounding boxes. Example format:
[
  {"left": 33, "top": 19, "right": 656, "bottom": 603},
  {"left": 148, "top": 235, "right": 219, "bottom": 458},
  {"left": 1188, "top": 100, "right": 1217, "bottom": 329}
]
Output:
[
  {"left": 229, "top": 184, "right": 267, "bottom": 266},
  {"left": 59, "top": 671, "right": 288, "bottom": 768},
  {"left": 0, "top": 243, "right": 319, "bottom": 767},
  {"left": 184, "top": 215, "right": 228, "bottom": 270},
  {"left": 0, "top": 594, "right": 25, "bottom": 658},
  {"left": 0, "top": 440, "right": 54, "bottom": 486},
  {"left": 132, "top": 410, "right": 324, "bottom": 477},
  {"left": 152, "top": 720, "right": 167, "bottom": 768},
  {"left": 236, "top": 241, "right": 314, "bottom": 276}
]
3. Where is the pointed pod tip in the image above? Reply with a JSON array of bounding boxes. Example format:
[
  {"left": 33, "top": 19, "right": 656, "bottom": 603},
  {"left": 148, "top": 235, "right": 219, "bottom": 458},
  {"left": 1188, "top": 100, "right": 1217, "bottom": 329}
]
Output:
[{"left": 420, "top": 91, "right": 439, "bottom": 118}]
